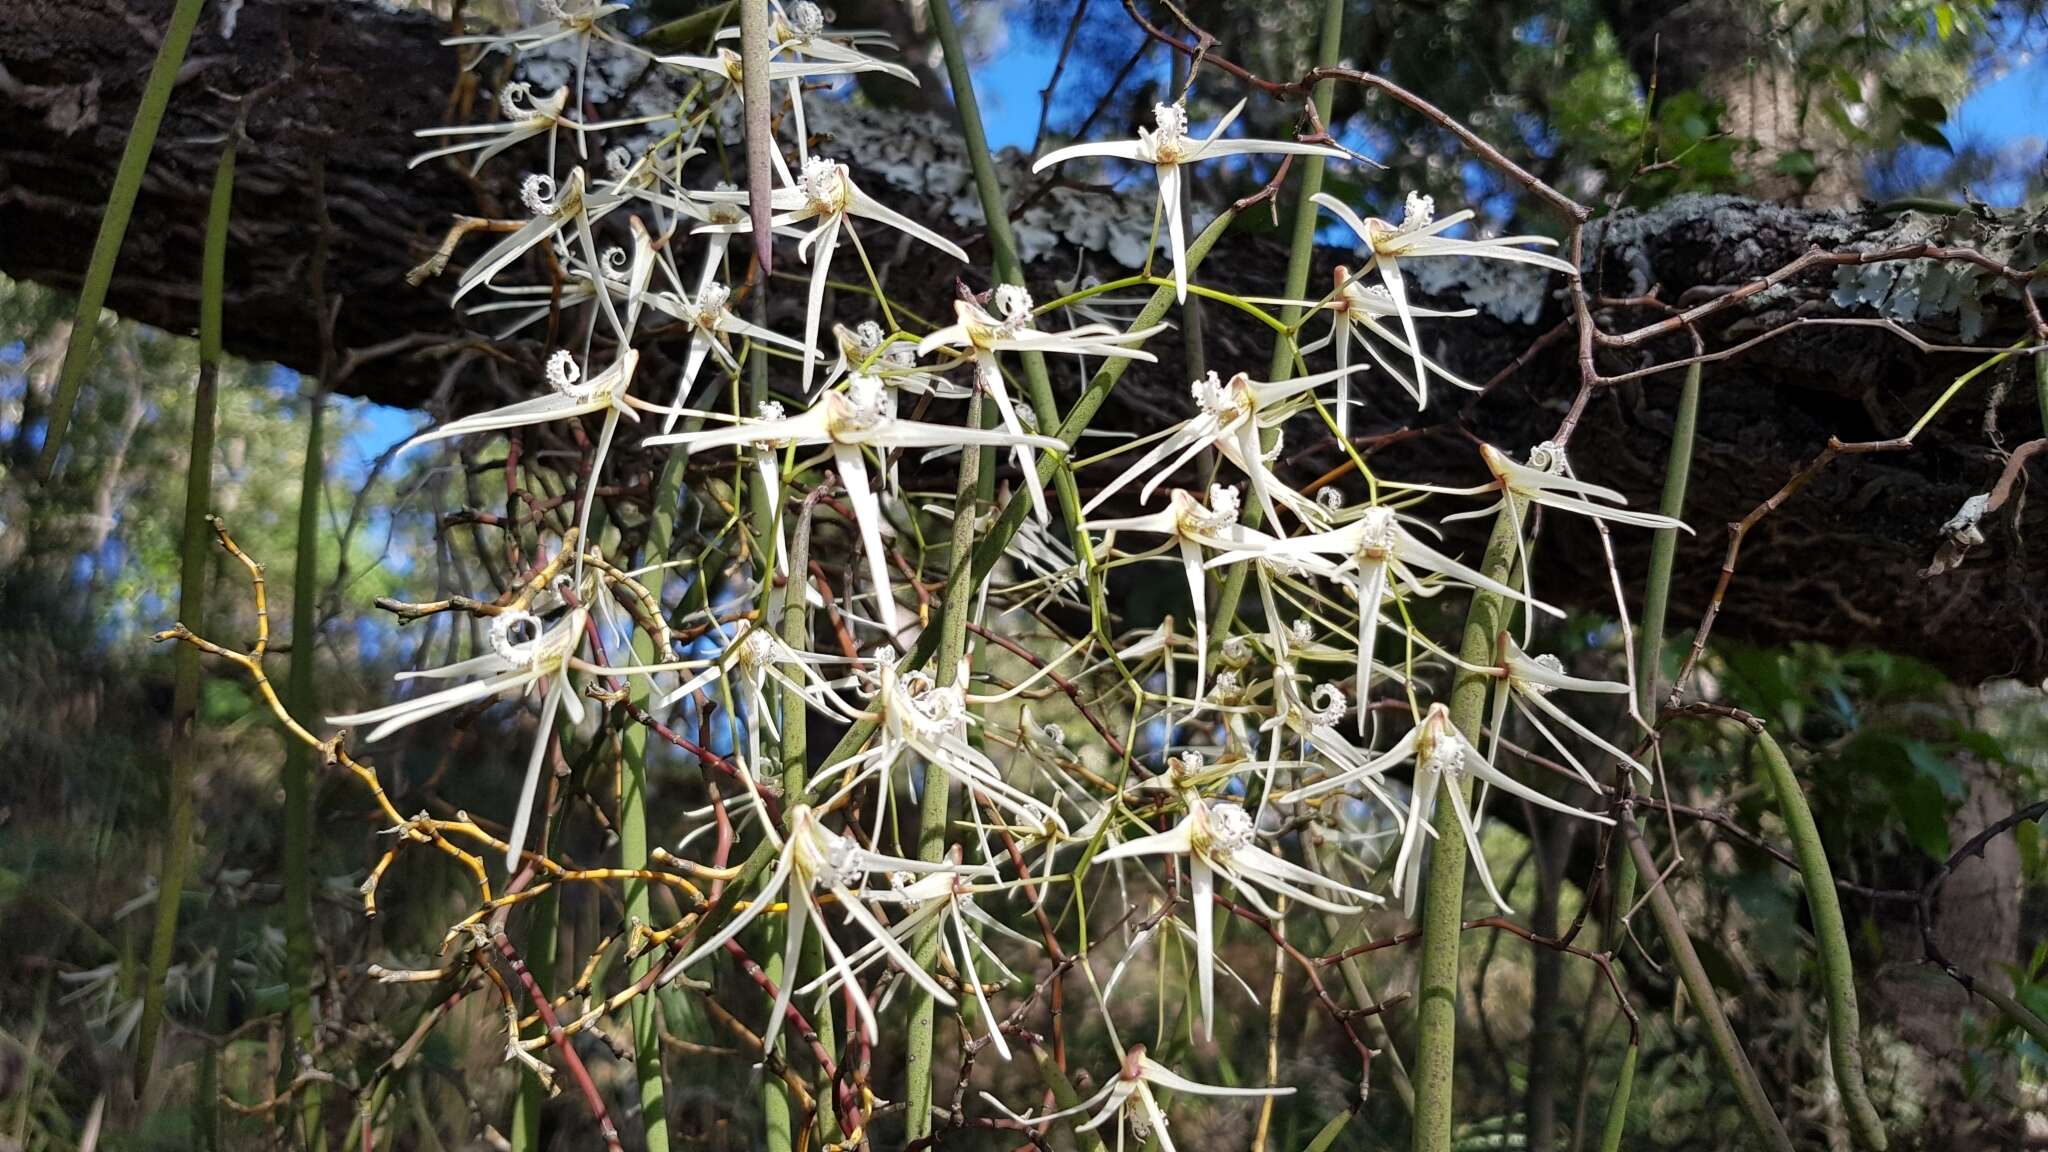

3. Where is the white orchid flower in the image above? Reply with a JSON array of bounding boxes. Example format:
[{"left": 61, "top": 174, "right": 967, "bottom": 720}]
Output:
[
  {"left": 809, "top": 648, "right": 1069, "bottom": 848},
  {"left": 1208, "top": 504, "right": 1561, "bottom": 733},
  {"left": 1094, "top": 797, "right": 1377, "bottom": 1040},
  {"left": 405, "top": 349, "right": 645, "bottom": 566},
  {"left": 1081, "top": 366, "right": 1361, "bottom": 530},
  {"left": 444, "top": 0, "right": 627, "bottom": 60},
  {"left": 695, "top": 156, "right": 968, "bottom": 394},
  {"left": 657, "top": 804, "right": 991, "bottom": 1051},
  {"left": 1492, "top": 634, "right": 1651, "bottom": 788},
  {"left": 1453, "top": 441, "right": 1692, "bottom": 533},
  {"left": 1033, "top": 99, "right": 1348, "bottom": 302},
  {"left": 444, "top": 0, "right": 630, "bottom": 117},
  {"left": 797, "top": 863, "right": 1034, "bottom": 1060},
  {"left": 1084, "top": 484, "right": 1279, "bottom": 705},
  {"left": 984, "top": 1045, "right": 1293, "bottom": 1151},
  {"left": 718, "top": 0, "right": 913, "bottom": 83},
  {"left": 410, "top": 83, "right": 679, "bottom": 177},
  {"left": 1396, "top": 441, "right": 1689, "bottom": 640},
  {"left": 645, "top": 374, "right": 1062, "bottom": 634},
  {"left": 329, "top": 606, "right": 591, "bottom": 869},
  {"left": 437, "top": 221, "right": 662, "bottom": 575},
  {"left": 459, "top": 214, "right": 675, "bottom": 343},
  {"left": 453, "top": 168, "right": 628, "bottom": 308},
  {"left": 1282, "top": 703, "right": 1611, "bottom": 915},
  {"left": 1259, "top": 672, "right": 1407, "bottom": 819},
  {"left": 825, "top": 320, "right": 966, "bottom": 398},
  {"left": 1315, "top": 191, "right": 1576, "bottom": 396},
  {"left": 654, "top": 44, "right": 911, "bottom": 88},
  {"left": 646, "top": 280, "right": 820, "bottom": 432},
  {"left": 919, "top": 284, "right": 1165, "bottom": 522},
  {"left": 656, "top": 181, "right": 805, "bottom": 297},
  {"left": 410, "top": 83, "right": 568, "bottom": 175},
  {"left": 1249, "top": 265, "right": 1480, "bottom": 422},
  {"left": 656, "top": 617, "right": 859, "bottom": 774},
  {"left": 918, "top": 285, "right": 1167, "bottom": 364}
]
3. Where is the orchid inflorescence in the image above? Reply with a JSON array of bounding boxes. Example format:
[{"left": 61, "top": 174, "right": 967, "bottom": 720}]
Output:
[{"left": 283, "top": 0, "right": 1693, "bottom": 1144}]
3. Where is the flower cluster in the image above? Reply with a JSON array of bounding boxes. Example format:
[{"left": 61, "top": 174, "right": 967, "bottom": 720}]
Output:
[{"left": 330, "top": 2, "right": 1692, "bottom": 1144}]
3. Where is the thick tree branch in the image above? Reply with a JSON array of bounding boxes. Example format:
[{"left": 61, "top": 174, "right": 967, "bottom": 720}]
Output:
[{"left": 4, "top": 0, "right": 2044, "bottom": 681}]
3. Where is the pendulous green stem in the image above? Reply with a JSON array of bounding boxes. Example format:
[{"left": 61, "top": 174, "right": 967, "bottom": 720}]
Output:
[
  {"left": 277, "top": 157, "right": 336, "bottom": 1151},
  {"left": 38, "top": 0, "right": 210, "bottom": 478},
  {"left": 1753, "top": 728, "right": 1886, "bottom": 1149},
  {"left": 737, "top": 0, "right": 775, "bottom": 278},
  {"left": 1594, "top": 1043, "right": 1638, "bottom": 1152},
  {"left": 742, "top": 279, "right": 797, "bottom": 1152},
  {"left": 1412, "top": 499, "right": 1526, "bottom": 1152},
  {"left": 1602, "top": 357, "right": 1701, "bottom": 1145},
  {"left": 1265, "top": 0, "right": 1345, "bottom": 381},
  {"left": 1624, "top": 818, "right": 1795, "bottom": 1152},
  {"left": 1633, "top": 358, "right": 1702, "bottom": 717},
  {"left": 139, "top": 120, "right": 237, "bottom": 1095},
  {"left": 923, "top": 0, "right": 1090, "bottom": 557},
  {"left": 620, "top": 453, "right": 686, "bottom": 1152},
  {"left": 904, "top": 391, "right": 985, "bottom": 1140},
  {"left": 1213, "top": 0, "right": 1346, "bottom": 645}
]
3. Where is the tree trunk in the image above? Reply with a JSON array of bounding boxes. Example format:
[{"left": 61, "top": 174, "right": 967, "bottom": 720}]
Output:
[
  {"left": 1601, "top": 0, "right": 1861, "bottom": 205},
  {"left": 3, "top": 0, "right": 2044, "bottom": 682},
  {"left": 1871, "top": 700, "right": 2026, "bottom": 1151}
]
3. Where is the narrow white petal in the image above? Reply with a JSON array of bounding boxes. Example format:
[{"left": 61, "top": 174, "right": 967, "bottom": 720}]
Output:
[
  {"left": 503, "top": 680, "right": 564, "bottom": 869},
  {"left": 1193, "top": 854, "right": 1216, "bottom": 1042},
  {"left": 1442, "top": 774, "right": 1512, "bottom": 913},
  {"left": 1031, "top": 139, "right": 1147, "bottom": 172},
  {"left": 836, "top": 447, "right": 899, "bottom": 635},
  {"left": 847, "top": 189, "right": 969, "bottom": 262},
  {"left": 659, "top": 849, "right": 795, "bottom": 982},
  {"left": 1160, "top": 164, "right": 1188, "bottom": 303},
  {"left": 1091, "top": 822, "right": 1196, "bottom": 864}
]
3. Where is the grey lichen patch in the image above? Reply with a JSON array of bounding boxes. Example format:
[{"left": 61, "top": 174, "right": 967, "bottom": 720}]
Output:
[
  {"left": 1406, "top": 257, "right": 1552, "bottom": 325},
  {"left": 1588, "top": 193, "right": 1850, "bottom": 300},
  {"left": 1827, "top": 209, "right": 2034, "bottom": 343},
  {"left": 1579, "top": 194, "right": 2046, "bottom": 344}
]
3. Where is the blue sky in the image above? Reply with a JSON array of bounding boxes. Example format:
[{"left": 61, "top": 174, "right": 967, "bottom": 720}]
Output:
[{"left": 1931, "top": 43, "right": 2048, "bottom": 204}]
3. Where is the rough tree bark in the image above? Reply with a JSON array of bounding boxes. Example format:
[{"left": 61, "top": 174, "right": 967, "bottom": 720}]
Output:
[{"left": 3, "top": 0, "right": 2045, "bottom": 683}]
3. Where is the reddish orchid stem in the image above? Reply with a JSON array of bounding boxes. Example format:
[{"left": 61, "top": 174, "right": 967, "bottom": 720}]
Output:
[{"left": 490, "top": 927, "right": 625, "bottom": 1151}]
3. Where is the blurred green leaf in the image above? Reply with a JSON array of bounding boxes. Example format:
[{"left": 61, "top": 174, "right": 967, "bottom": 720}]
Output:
[
  {"left": 1901, "top": 119, "right": 1955, "bottom": 153},
  {"left": 1904, "top": 740, "right": 1965, "bottom": 801},
  {"left": 1900, "top": 94, "right": 1950, "bottom": 123},
  {"left": 1773, "top": 149, "right": 1819, "bottom": 183}
]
